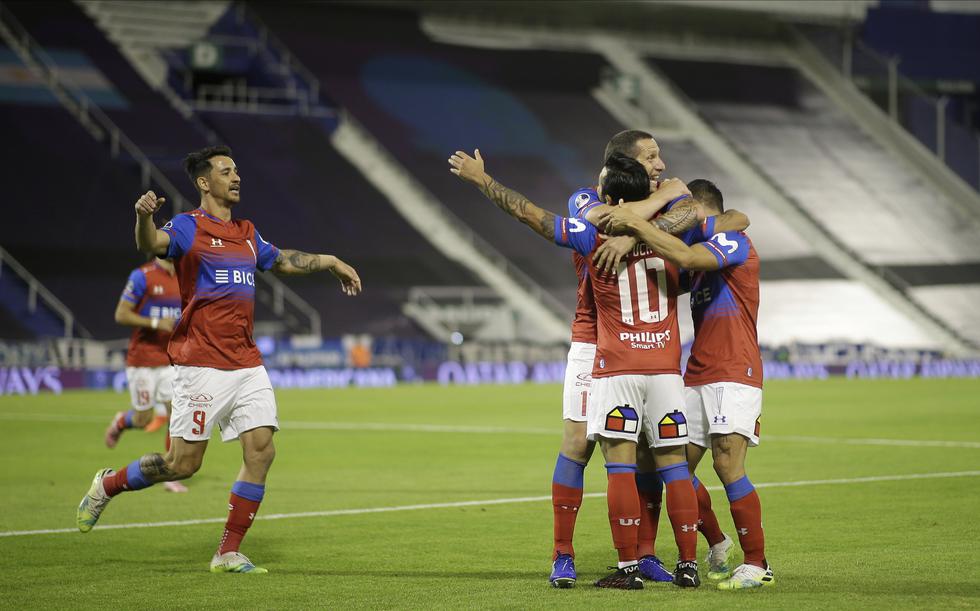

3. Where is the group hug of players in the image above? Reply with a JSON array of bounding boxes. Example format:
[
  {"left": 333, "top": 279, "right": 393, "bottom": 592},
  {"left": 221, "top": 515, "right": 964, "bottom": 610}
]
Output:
[{"left": 450, "top": 129, "right": 772, "bottom": 591}]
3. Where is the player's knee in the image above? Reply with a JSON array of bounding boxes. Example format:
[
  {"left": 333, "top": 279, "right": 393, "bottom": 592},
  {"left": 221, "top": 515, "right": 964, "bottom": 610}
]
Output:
[
  {"left": 168, "top": 453, "right": 203, "bottom": 479},
  {"left": 245, "top": 441, "right": 276, "bottom": 469},
  {"left": 560, "top": 432, "right": 590, "bottom": 462},
  {"left": 132, "top": 410, "right": 153, "bottom": 428}
]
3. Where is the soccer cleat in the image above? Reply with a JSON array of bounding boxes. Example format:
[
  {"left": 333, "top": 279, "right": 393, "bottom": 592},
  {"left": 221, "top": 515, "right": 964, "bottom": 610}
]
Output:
[
  {"left": 210, "top": 551, "right": 268, "bottom": 574},
  {"left": 638, "top": 555, "right": 674, "bottom": 582},
  {"left": 144, "top": 414, "right": 168, "bottom": 433},
  {"left": 706, "top": 533, "right": 735, "bottom": 579},
  {"left": 717, "top": 563, "right": 774, "bottom": 590},
  {"left": 77, "top": 468, "right": 113, "bottom": 532},
  {"left": 104, "top": 413, "right": 125, "bottom": 448},
  {"left": 673, "top": 560, "right": 701, "bottom": 588},
  {"left": 163, "top": 480, "right": 189, "bottom": 493},
  {"left": 549, "top": 553, "right": 576, "bottom": 588},
  {"left": 594, "top": 564, "right": 643, "bottom": 590}
]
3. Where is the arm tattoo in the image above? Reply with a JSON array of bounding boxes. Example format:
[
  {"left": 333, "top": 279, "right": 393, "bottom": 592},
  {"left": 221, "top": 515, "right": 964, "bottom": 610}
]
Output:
[
  {"left": 654, "top": 203, "right": 700, "bottom": 235},
  {"left": 139, "top": 453, "right": 176, "bottom": 481},
  {"left": 478, "top": 176, "right": 555, "bottom": 240},
  {"left": 274, "top": 249, "right": 321, "bottom": 274}
]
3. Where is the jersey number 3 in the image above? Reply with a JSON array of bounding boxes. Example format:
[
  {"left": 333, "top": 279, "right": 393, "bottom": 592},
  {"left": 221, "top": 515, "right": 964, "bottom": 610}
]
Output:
[{"left": 617, "top": 257, "right": 669, "bottom": 325}]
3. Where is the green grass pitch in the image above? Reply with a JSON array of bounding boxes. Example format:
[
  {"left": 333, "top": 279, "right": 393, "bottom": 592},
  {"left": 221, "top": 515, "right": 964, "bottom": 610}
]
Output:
[{"left": 0, "top": 379, "right": 978, "bottom": 609}]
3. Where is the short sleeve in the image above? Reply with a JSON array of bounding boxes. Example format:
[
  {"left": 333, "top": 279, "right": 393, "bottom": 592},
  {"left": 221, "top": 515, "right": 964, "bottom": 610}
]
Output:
[
  {"left": 554, "top": 215, "right": 598, "bottom": 257},
  {"left": 254, "top": 228, "right": 280, "bottom": 271},
  {"left": 120, "top": 269, "right": 146, "bottom": 304},
  {"left": 700, "top": 231, "right": 750, "bottom": 269},
  {"left": 568, "top": 188, "right": 601, "bottom": 219},
  {"left": 161, "top": 214, "right": 197, "bottom": 259},
  {"left": 679, "top": 215, "right": 716, "bottom": 246}
]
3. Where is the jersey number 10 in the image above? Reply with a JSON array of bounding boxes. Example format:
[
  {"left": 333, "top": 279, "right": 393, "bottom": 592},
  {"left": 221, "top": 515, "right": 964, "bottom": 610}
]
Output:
[{"left": 617, "top": 257, "right": 669, "bottom": 325}]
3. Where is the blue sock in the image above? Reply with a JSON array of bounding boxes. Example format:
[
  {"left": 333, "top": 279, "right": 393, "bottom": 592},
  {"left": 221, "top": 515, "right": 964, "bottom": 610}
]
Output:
[
  {"left": 635, "top": 471, "right": 663, "bottom": 496},
  {"left": 122, "top": 410, "right": 135, "bottom": 429},
  {"left": 231, "top": 481, "right": 265, "bottom": 502},
  {"left": 605, "top": 462, "right": 638, "bottom": 475},
  {"left": 125, "top": 459, "right": 152, "bottom": 490},
  {"left": 692, "top": 475, "right": 702, "bottom": 491},
  {"left": 656, "top": 461, "right": 690, "bottom": 484},
  {"left": 724, "top": 476, "right": 755, "bottom": 503},
  {"left": 552, "top": 454, "right": 586, "bottom": 488}
]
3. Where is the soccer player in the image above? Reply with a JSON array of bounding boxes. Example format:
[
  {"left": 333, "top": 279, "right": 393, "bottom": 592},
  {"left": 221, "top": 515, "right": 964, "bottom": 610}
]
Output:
[
  {"left": 76, "top": 145, "right": 362, "bottom": 574},
  {"left": 597, "top": 178, "right": 773, "bottom": 590},
  {"left": 105, "top": 256, "right": 188, "bottom": 493},
  {"left": 450, "top": 147, "right": 746, "bottom": 589},
  {"left": 450, "top": 132, "right": 700, "bottom": 589}
]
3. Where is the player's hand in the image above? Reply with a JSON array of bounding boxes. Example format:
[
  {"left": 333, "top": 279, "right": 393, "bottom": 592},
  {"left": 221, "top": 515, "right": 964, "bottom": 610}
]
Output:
[
  {"left": 448, "top": 149, "right": 487, "bottom": 185},
  {"left": 593, "top": 235, "right": 637, "bottom": 275},
  {"left": 596, "top": 202, "right": 646, "bottom": 235},
  {"left": 328, "top": 257, "right": 362, "bottom": 296},
  {"left": 655, "top": 178, "right": 690, "bottom": 199},
  {"left": 157, "top": 318, "right": 176, "bottom": 333},
  {"left": 135, "top": 191, "right": 166, "bottom": 217}
]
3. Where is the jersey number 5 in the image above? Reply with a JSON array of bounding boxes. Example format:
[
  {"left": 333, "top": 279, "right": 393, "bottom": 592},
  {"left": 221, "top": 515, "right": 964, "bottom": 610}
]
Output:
[{"left": 617, "top": 257, "right": 669, "bottom": 325}]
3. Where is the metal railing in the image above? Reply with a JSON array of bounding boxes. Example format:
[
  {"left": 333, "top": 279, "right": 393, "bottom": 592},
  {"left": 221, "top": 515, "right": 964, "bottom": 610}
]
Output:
[
  {"left": 818, "top": 27, "right": 979, "bottom": 189},
  {"left": 339, "top": 110, "right": 574, "bottom": 325},
  {"left": 0, "top": 1, "right": 189, "bottom": 215},
  {"left": 0, "top": 0, "right": 323, "bottom": 337},
  {"left": 0, "top": 246, "right": 90, "bottom": 339}
]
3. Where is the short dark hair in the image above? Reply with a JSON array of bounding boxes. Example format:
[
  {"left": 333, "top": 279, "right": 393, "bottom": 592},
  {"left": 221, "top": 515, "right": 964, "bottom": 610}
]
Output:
[
  {"left": 183, "top": 145, "right": 233, "bottom": 189},
  {"left": 603, "top": 129, "right": 653, "bottom": 164},
  {"left": 602, "top": 153, "right": 651, "bottom": 204},
  {"left": 688, "top": 178, "right": 724, "bottom": 213}
]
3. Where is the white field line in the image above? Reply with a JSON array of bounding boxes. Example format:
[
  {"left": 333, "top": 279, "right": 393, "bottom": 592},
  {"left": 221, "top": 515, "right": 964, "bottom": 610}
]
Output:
[
  {"left": 3, "top": 469, "right": 979, "bottom": 539},
  {"left": 2, "top": 412, "right": 979, "bottom": 447}
]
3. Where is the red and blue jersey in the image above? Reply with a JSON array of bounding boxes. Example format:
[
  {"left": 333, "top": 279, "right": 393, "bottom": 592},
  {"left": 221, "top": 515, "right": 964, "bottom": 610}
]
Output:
[
  {"left": 566, "top": 188, "right": 599, "bottom": 344},
  {"left": 120, "top": 261, "right": 181, "bottom": 367},
  {"left": 684, "top": 231, "right": 763, "bottom": 389},
  {"left": 162, "top": 208, "right": 279, "bottom": 370},
  {"left": 555, "top": 196, "right": 682, "bottom": 377}
]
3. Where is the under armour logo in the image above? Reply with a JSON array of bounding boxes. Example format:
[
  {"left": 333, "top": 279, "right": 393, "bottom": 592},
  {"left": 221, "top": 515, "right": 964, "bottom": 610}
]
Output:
[
  {"left": 211, "top": 238, "right": 225, "bottom": 247},
  {"left": 737, "top": 527, "right": 749, "bottom": 535},
  {"left": 248, "top": 512, "right": 255, "bottom": 521},
  {"left": 618, "top": 518, "right": 640, "bottom": 526},
  {"left": 680, "top": 523, "right": 699, "bottom": 532},
  {"left": 152, "top": 285, "right": 164, "bottom": 295},
  {"left": 558, "top": 505, "right": 578, "bottom": 512}
]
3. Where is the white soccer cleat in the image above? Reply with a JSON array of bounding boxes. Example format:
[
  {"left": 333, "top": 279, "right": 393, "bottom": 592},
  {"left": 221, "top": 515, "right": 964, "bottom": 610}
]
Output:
[
  {"left": 706, "top": 533, "right": 735, "bottom": 579},
  {"left": 717, "top": 563, "right": 774, "bottom": 590},
  {"left": 77, "top": 468, "right": 114, "bottom": 532},
  {"left": 210, "top": 551, "right": 268, "bottom": 574},
  {"left": 163, "top": 480, "right": 189, "bottom": 493}
]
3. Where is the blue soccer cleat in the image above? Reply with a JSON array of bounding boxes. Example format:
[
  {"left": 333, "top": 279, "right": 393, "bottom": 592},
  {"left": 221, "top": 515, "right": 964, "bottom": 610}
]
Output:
[
  {"left": 638, "top": 555, "right": 674, "bottom": 582},
  {"left": 549, "top": 553, "right": 576, "bottom": 588}
]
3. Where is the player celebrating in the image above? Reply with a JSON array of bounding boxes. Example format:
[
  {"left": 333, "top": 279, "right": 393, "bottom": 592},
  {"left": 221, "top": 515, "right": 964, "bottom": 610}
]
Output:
[
  {"left": 597, "top": 179, "right": 773, "bottom": 590},
  {"left": 104, "top": 256, "right": 187, "bottom": 493},
  {"left": 450, "top": 148, "right": 745, "bottom": 589},
  {"left": 76, "top": 145, "right": 362, "bottom": 574},
  {"left": 450, "top": 132, "right": 704, "bottom": 589}
]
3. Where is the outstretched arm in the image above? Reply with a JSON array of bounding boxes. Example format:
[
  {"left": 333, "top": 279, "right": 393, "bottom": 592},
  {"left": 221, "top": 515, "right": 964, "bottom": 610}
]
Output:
[
  {"left": 272, "top": 249, "right": 362, "bottom": 296},
  {"left": 597, "top": 208, "right": 720, "bottom": 271},
  {"left": 449, "top": 149, "right": 555, "bottom": 241},
  {"left": 134, "top": 191, "right": 171, "bottom": 256}
]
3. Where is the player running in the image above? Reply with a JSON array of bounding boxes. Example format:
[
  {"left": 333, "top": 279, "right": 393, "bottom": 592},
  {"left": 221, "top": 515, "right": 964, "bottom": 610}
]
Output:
[
  {"left": 597, "top": 179, "right": 773, "bottom": 590},
  {"left": 104, "top": 256, "right": 187, "bottom": 493},
  {"left": 450, "top": 146, "right": 746, "bottom": 589},
  {"left": 76, "top": 145, "right": 362, "bottom": 574}
]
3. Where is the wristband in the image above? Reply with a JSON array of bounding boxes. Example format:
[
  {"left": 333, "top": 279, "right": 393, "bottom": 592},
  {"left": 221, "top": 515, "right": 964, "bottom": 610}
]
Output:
[{"left": 151, "top": 317, "right": 160, "bottom": 330}]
